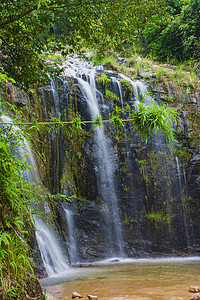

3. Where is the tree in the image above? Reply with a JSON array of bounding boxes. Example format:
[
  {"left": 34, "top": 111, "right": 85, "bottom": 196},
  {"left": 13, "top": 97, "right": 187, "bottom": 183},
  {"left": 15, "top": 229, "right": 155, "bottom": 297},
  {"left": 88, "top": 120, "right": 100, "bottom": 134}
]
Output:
[
  {"left": 180, "top": 0, "right": 200, "bottom": 59},
  {"left": 0, "top": 0, "right": 168, "bottom": 90},
  {"left": 140, "top": 0, "right": 200, "bottom": 61}
]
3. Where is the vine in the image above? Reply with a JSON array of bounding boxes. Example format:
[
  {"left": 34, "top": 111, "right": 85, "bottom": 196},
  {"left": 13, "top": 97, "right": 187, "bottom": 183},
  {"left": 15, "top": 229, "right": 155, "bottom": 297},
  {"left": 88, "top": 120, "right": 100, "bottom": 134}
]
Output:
[{"left": 0, "top": 101, "right": 179, "bottom": 144}]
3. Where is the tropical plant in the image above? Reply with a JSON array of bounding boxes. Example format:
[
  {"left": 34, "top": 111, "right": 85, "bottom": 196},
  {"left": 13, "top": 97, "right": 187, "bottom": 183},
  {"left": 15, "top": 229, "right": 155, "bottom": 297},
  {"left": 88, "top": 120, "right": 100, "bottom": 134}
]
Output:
[
  {"left": 0, "top": 123, "right": 45, "bottom": 299},
  {"left": 140, "top": 0, "right": 200, "bottom": 62},
  {"left": 131, "top": 100, "right": 179, "bottom": 142},
  {"left": 0, "top": 0, "right": 169, "bottom": 90}
]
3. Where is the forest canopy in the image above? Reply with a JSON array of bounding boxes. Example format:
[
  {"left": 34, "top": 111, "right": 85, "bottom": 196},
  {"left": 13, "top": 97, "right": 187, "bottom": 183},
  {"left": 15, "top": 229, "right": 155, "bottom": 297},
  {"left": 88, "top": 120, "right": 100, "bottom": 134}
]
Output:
[
  {"left": 0, "top": 0, "right": 168, "bottom": 90},
  {"left": 141, "top": 0, "right": 200, "bottom": 61},
  {"left": 0, "top": 0, "right": 199, "bottom": 90}
]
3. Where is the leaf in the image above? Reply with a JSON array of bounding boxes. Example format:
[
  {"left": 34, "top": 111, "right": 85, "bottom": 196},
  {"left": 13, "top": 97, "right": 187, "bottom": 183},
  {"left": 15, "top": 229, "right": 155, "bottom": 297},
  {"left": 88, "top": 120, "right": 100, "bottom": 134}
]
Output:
[
  {"left": 37, "top": 0, "right": 48, "bottom": 9},
  {"left": 0, "top": 72, "right": 16, "bottom": 84},
  {"left": 93, "top": 114, "right": 103, "bottom": 129},
  {"left": 72, "top": 116, "right": 84, "bottom": 130},
  {"left": 0, "top": 232, "right": 10, "bottom": 246},
  {"left": 111, "top": 115, "right": 124, "bottom": 129}
]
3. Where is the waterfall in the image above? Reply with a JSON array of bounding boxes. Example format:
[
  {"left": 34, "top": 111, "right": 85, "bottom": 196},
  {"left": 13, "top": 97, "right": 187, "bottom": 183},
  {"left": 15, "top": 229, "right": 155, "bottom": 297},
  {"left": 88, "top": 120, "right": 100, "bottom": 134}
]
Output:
[
  {"left": 27, "top": 55, "right": 198, "bottom": 262},
  {"left": 64, "top": 207, "right": 79, "bottom": 265},
  {"left": 34, "top": 216, "right": 69, "bottom": 276},
  {"left": 112, "top": 77, "right": 123, "bottom": 106},
  {"left": 77, "top": 74, "right": 125, "bottom": 257},
  {"left": 0, "top": 114, "right": 40, "bottom": 183},
  {"left": 119, "top": 73, "right": 152, "bottom": 106},
  {"left": 175, "top": 156, "right": 183, "bottom": 198},
  {"left": 0, "top": 113, "right": 69, "bottom": 276},
  {"left": 175, "top": 156, "right": 191, "bottom": 250},
  {"left": 60, "top": 57, "right": 125, "bottom": 257}
]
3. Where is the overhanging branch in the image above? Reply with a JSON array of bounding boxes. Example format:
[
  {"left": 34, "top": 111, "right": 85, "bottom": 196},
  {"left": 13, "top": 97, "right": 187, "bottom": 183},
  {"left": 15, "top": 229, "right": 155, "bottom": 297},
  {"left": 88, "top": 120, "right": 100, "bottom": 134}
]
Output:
[{"left": 0, "top": 3, "right": 69, "bottom": 29}]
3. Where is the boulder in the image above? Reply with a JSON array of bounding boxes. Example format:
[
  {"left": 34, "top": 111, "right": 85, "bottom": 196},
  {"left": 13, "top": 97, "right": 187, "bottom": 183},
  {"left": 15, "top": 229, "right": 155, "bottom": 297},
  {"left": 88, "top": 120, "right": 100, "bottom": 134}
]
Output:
[
  {"left": 191, "top": 293, "right": 200, "bottom": 300},
  {"left": 189, "top": 286, "right": 200, "bottom": 293},
  {"left": 72, "top": 292, "right": 83, "bottom": 298},
  {"left": 87, "top": 295, "right": 98, "bottom": 300}
]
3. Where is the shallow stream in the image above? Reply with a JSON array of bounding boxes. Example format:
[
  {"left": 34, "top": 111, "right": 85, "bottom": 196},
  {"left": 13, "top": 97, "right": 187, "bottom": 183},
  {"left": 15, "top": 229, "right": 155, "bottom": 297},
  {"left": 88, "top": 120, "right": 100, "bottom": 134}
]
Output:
[{"left": 41, "top": 257, "right": 200, "bottom": 300}]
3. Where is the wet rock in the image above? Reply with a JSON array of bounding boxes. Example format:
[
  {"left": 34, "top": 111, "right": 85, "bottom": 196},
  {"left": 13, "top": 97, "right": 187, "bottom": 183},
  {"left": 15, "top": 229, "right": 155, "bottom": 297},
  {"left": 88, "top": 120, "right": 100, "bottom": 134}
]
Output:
[
  {"left": 87, "top": 295, "right": 98, "bottom": 300},
  {"left": 139, "top": 71, "right": 156, "bottom": 79},
  {"left": 15, "top": 88, "right": 28, "bottom": 106},
  {"left": 110, "top": 258, "right": 120, "bottom": 262},
  {"left": 72, "top": 292, "right": 83, "bottom": 298},
  {"left": 191, "top": 293, "right": 200, "bottom": 300},
  {"left": 189, "top": 286, "right": 200, "bottom": 293}
]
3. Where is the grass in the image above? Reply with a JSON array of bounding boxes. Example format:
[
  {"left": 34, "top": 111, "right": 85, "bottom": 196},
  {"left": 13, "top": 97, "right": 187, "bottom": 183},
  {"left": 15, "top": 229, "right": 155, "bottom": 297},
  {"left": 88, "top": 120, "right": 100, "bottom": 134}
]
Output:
[
  {"left": 146, "top": 210, "right": 169, "bottom": 224},
  {"left": 95, "top": 72, "right": 111, "bottom": 87}
]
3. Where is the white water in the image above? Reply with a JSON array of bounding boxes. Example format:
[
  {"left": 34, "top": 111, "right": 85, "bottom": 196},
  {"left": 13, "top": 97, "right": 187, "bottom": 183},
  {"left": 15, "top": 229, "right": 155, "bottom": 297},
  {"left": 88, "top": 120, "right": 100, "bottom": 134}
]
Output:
[
  {"left": 119, "top": 73, "right": 152, "bottom": 106},
  {"left": 175, "top": 156, "right": 183, "bottom": 198},
  {"left": 0, "top": 113, "right": 70, "bottom": 276},
  {"left": 61, "top": 57, "right": 125, "bottom": 257},
  {"left": 0, "top": 114, "right": 40, "bottom": 183},
  {"left": 35, "top": 216, "right": 69, "bottom": 276},
  {"left": 175, "top": 156, "right": 190, "bottom": 249},
  {"left": 64, "top": 208, "right": 79, "bottom": 265},
  {"left": 36, "top": 56, "right": 194, "bottom": 274},
  {"left": 78, "top": 74, "right": 125, "bottom": 257},
  {"left": 112, "top": 77, "right": 123, "bottom": 106}
]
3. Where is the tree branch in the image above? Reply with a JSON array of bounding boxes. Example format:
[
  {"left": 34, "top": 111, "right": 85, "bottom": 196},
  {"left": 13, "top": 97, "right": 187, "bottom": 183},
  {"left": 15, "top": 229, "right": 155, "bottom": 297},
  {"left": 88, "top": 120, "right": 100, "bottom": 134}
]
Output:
[
  {"left": 0, "top": 7, "right": 37, "bottom": 28},
  {"left": 0, "top": 3, "right": 69, "bottom": 29}
]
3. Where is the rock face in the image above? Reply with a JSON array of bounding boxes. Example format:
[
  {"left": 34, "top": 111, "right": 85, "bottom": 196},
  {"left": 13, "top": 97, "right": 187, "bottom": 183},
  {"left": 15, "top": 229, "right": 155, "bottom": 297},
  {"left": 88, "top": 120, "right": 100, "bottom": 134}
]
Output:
[{"left": 28, "top": 58, "right": 200, "bottom": 263}]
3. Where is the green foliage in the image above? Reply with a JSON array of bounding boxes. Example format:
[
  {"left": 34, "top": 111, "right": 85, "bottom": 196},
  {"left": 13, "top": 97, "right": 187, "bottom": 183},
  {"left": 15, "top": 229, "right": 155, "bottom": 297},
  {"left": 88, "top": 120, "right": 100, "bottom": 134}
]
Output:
[
  {"left": 177, "top": 146, "right": 192, "bottom": 165},
  {"left": 146, "top": 210, "right": 169, "bottom": 224},
  {"left": 180, "top": 0, "right": 200, "bottom": 60},
  {"left": 72, "top": 116, "right": 84, "bottom": 130},
  {"left": 140, "top": 0, "right": 200, "bottom": 61},
  {"left": 95, "top": 72, "right": 111, "bottom": 87},
  {"left": 169, "top": 67, "right": 199, "bottom": 93},
  {"left": 0, "top": 124, "right": 43, "bottom": 299},
  {"left": 105, "top": 89, "right": 120, "bottom": 102},
  {"left": 0, "top": 0, "right": 169, "bottom": 90},
  {"left": 93, "top": 114, "right": 103, "bottom": 129},
  {"left": 120, "top": 79, "right": 133, "bottom": 98},
  {"left": 0, "top": 73, "right": 16, "bottom": 84},
  {"left": 141, "top": 17, "right": 183, "bottom": 61},
  {"left": 111, "top": 105, "right": 125, "bottom": 133},
  {"left": 155, "top": 68, "right": 170, "bottom": 80},
  {"left": 93, "top": 55, "right": 119, "bottom": 69},
  {"left": 109, "top": 100, "right": 178, "bottom": 143},
  {"left": 38, "top": 0, "right": 48, "bottom": 9},
  {"left": 131, "top": 100, "right": 179, "bottom": 142}
]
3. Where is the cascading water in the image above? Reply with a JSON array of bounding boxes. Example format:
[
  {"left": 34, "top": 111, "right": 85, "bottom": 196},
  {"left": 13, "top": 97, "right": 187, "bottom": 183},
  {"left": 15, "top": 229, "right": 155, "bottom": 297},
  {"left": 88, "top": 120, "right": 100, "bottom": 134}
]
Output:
[
  {"left": 34, "top": 216, "right": 69, "bottom": 276},
  {"left": 0, "top": 114, "right": 39, "bottom": 183},
  {"left": 77, "top": 74, "right": 125, "bottom": 257},
  {"left": 176, "top": 156, "right": 183, "bottom": 198},
  {"left": 64, "top": 207, "right": 79, "bottom": 264},
  {"left": 112, "top": 77, "right": 123, "bottom": 106},
  {"left": 2, "top": 55, "right": 200, "bottom": 281},
  {"left": 61, "top": 57, "right": 125, "bottom": 257},
  {"left": 32, "top": 55, "right": 200, "bottom": 265},
  {"left": 175, "top": 156, "right": 191, "bottom": 250},
  {"left": 0, "top": 113, "right": 69, "bottom": 276}
]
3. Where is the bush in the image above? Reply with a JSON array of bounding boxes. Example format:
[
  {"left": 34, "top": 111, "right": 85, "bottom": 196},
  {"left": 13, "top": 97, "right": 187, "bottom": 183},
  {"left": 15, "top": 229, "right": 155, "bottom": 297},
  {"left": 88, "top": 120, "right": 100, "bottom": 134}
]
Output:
[
  {"left": 140, "top": 0, "right": 200, "bottom": 62},
  {"left": 0, "top": 123, "right": 44, "bottom": 299}
]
